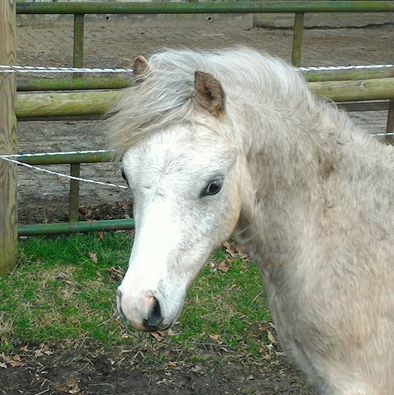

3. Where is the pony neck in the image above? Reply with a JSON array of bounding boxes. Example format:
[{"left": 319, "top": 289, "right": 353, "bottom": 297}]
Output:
[{"left": 232, "top": 85, "right": 361, "bottom": 269}]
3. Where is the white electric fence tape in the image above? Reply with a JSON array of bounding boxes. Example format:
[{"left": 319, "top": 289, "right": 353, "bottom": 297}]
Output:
[
  {"left": 0, "top": 154, "right": 128, "bottom": 190},
  {"left": 0, "top": 64, "right": 393, "bottom": 74},
  {"left": 0, "top": 65, "right": 134, "bottom": 74}
]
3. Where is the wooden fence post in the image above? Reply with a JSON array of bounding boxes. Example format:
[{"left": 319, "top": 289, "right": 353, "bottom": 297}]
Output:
[
  {"left": 69, "top": 13, "right": 85, "bottom": 223},
  {"left": 291, "top": 12, "right": 304, "bottom": 67},
  {"left": 0, "top": 0, "right": 17, "bottom": 275}
]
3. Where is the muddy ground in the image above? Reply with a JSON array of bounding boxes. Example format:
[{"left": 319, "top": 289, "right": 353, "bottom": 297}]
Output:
[
  {"left": 4, "top": 13, "right": 394, "bottom": 395},
  {"left": 0, "top": 343, "right": 314, "bottom": 395}
]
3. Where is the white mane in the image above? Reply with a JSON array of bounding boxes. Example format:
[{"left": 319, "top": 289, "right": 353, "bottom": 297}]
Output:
[{"left": 107, "top": 47, "right": 319, "bottom": 155}]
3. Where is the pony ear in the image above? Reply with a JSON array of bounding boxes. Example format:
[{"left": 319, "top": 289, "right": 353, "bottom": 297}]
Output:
[
  {"left": 133, "top": 55, "right": 150, "bottom": 78},
  {"left": 194, "top": 71, "right": 225, "bottom": 117}
]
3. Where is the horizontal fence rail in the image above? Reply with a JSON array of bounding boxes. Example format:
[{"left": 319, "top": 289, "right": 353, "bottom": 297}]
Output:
[
  {"left": 302, "top": 67, "right": 394, "bottom": 83},
  {"left": 308, "top": 78, "right": 394, "bottom": 102},
  {"left": 15, "top": 78, "right": 394, "bottom": 119},
  {"left": 16, "top": 90, "right": 126, "bottom": 119},
  {"left": 18, "top": 218, "right": 135, "bottom": 236},
  {"left": 17, "top": 77, "right": 133, "bottom": 92},
  {"left": 16, "top": 1, "right": 394, "bottom": 15},
  {"left": 12, "top": 150, "right": 114, "bottom": 165}
]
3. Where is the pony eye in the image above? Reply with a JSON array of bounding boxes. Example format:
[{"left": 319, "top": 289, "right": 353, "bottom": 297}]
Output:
[{"left": 203, "top": 180, "right": 223, "bottom": 196}]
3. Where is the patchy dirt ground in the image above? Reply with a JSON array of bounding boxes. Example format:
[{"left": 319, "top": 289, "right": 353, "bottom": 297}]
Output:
[
  {"left": 5, "top": 14, "right": 393, "bottom": 395},
  {"left": 0, "top": 343, "right": 314, "bottom": 395}
]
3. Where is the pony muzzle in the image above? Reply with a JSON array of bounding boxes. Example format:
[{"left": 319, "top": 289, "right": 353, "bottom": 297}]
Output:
[{"left": 117, "top": 288, "right": 165, "bottom": 332}]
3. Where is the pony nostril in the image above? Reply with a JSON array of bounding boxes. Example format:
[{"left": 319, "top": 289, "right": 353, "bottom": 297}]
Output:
[{"left": 143, "top": 296, "right": 164, "bottom": 331}]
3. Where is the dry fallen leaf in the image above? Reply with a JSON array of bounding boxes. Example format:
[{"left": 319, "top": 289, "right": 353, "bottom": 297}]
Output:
[
  {"left": 34, "top": 344, "right": 53, "bottom": 358},
  {"left": 149, "top": 329, "right": 174, "bottom": 342},
  {"left": 223, "top": 241, "right": 249, "bottom": 261},
  {"left": 149, "top": 332, "right": 163, "bottom": 342},
  {"left": 88, "top": 252, "right": 98, "bottom": 264},
  {"left": 10, "top": 355, "right": 23, "bottom": 368},
  {"left": 209, "top": 334, "right": 221, "bottom": 343},
  {"left": 223, "top": 241, "right": 237, "bottom": 258},
  {"left": 34, "top": 349, "right": 44, "bottom": 358},
  {"left": 217, "top": 261, "right": 230, "bottom": 273},
  {"left": 109, "top": 267, "right": 125, "bottom": 282},
  {"left": 68, "top": 382, "right": 80, "bottom": 394},
  {"left": 53, "top": 378, "right": 80, "bottom": 394},
  {"left": 267, "top": 329, "right": 277, "bottom": 344},
  {"left": 0, "top": 362, "right": 7, "bottom": 369},
  {"left": 166, "top": 328, "right": 176, "bottom": 336}
]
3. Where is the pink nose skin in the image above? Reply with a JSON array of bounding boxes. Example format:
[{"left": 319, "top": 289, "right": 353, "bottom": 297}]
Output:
[{"left": 117, "top": 289, "right": 164, "bottom": 332}]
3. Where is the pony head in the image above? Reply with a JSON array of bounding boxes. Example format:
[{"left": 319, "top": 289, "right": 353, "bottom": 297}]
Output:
[{"left": 113, "top": 53, "right": 251, "bottom": 331}]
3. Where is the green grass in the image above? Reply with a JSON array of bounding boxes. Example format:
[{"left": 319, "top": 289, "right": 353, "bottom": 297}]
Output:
[{"left": 0, "top": 233, "right": 272, "bottom": 364}]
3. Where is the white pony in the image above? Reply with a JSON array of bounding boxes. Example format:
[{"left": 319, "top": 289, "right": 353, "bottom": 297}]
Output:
[{"left": 108, "top": 48, "right": 394, "bottom": 395}]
